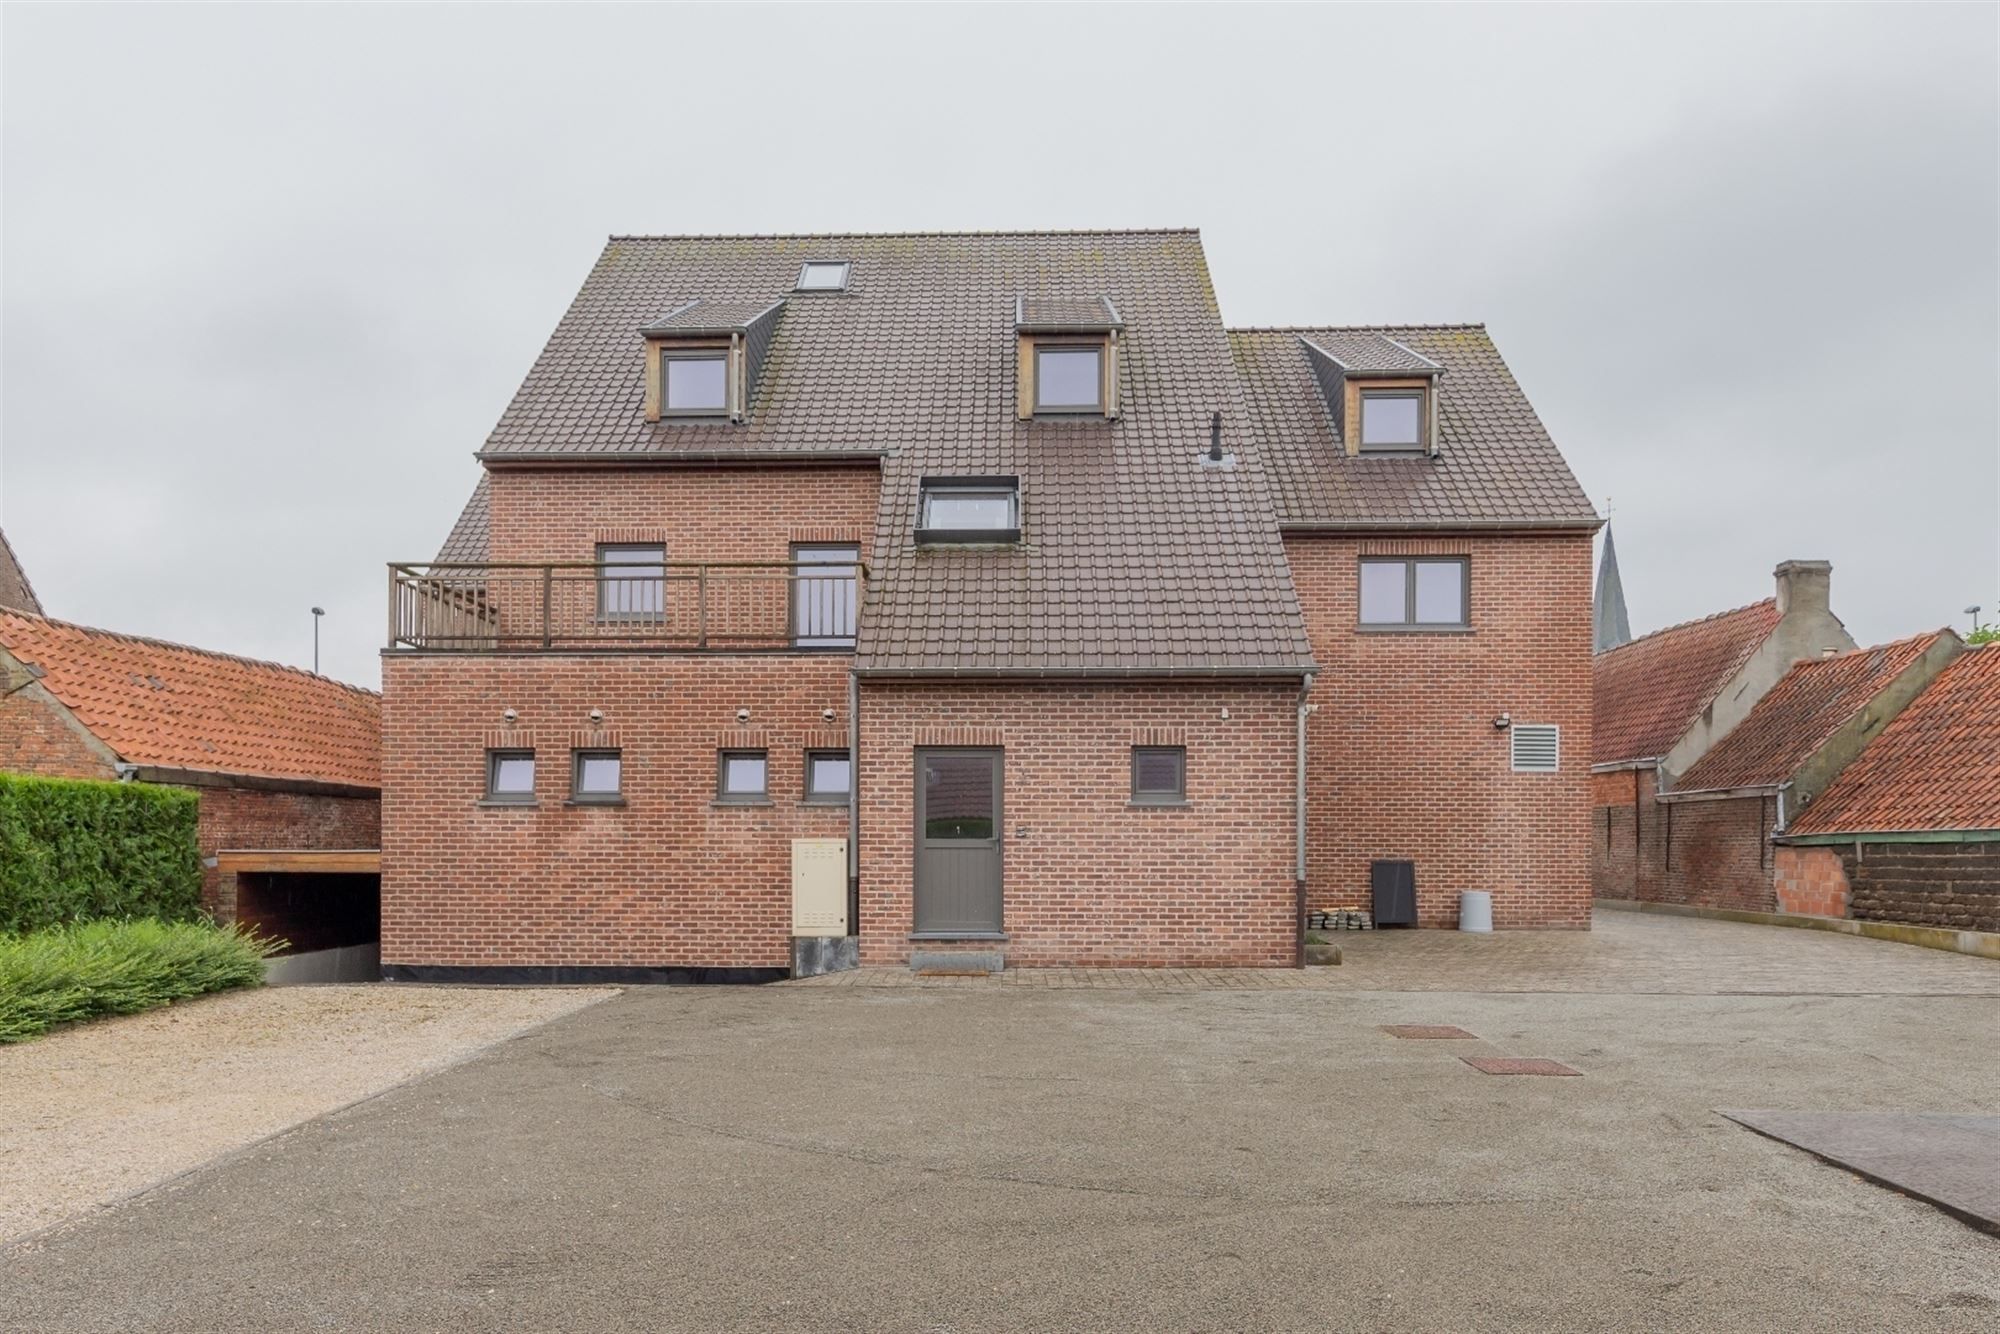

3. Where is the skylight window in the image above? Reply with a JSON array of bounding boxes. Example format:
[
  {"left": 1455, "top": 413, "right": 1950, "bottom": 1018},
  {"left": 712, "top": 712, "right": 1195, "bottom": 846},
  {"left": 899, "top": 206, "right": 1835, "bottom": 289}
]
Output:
[
  {"left": 917, "top": 478, "right": 1020, "bottom": 544},
  {"left": 796, "top": 261, "right": 851, "bottom": 292}
]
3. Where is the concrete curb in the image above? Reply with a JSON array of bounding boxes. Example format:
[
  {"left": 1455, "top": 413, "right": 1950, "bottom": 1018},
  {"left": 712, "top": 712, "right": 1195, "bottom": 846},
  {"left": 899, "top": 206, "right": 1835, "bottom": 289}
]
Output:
[{"left": 1595, "top": 898, "right": 2000, "bottom": 961}]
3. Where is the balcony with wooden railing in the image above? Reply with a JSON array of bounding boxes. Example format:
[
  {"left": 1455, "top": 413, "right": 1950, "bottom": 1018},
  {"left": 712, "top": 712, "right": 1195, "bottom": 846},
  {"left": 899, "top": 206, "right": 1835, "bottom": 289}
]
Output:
[{"left": 387, "top": 559, "right": 865, "bottom": 653}]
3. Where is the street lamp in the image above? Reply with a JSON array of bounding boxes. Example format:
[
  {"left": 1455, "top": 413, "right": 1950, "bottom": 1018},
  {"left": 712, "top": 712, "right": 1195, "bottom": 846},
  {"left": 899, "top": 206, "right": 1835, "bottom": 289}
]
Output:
[
  {"left": 1968, "top": 605, "right": 1983, "bottom": 636},
  {"left": 311, "top": 607, "right": 325, "bottom": 674}
]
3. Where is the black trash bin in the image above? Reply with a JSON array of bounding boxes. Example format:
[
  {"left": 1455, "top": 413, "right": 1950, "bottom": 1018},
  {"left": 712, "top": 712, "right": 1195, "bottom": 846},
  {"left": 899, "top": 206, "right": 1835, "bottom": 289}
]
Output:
[{"left": 1370, "top": 859, "right": 1417, "bottom": 927}]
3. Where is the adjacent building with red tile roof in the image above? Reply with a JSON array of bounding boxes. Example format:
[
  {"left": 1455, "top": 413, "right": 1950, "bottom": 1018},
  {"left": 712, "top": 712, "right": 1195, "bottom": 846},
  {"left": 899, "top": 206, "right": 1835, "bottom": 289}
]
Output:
[
  {"left": 386, "top": 227, "right": 1603, "bottom": 981},
  {"left": 0, "top": 608, "right": 381, "bottom": 953},
  {"left": 1593, "top": 599, "right": 1781, "bottom": 767}
]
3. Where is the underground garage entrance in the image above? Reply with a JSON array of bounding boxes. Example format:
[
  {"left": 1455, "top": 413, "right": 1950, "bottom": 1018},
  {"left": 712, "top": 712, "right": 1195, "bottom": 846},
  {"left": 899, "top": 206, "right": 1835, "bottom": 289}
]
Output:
[{"left": 214, "top": 850, "right": 381, "bottom": 982}]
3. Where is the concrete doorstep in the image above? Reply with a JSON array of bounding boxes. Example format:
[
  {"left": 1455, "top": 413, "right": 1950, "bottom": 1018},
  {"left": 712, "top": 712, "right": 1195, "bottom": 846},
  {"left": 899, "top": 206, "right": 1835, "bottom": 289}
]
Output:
[{"left": 1596, "top": 897, "right": 2000, "bottom": 961}]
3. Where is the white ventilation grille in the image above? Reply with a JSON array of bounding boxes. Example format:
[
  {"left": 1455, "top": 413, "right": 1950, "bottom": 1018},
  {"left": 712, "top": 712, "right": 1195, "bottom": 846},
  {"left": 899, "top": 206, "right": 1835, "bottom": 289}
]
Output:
[{"left": 1511, "top": 724, "right": 1560, "bottom": 773}]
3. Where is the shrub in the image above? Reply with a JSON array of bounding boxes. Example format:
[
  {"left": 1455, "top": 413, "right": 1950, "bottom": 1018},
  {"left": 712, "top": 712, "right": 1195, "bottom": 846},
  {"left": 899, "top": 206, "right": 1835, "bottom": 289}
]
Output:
[
  {"left": 0, "top": 918, "right": 276, "bottom": 1043},
  {"left": 0, "top": 773, "right": 203, "bottom": 933}
]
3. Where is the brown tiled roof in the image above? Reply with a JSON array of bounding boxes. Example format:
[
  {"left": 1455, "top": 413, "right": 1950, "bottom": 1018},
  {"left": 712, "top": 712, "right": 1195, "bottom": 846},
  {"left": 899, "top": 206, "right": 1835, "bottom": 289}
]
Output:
[
  {"left": 1787, "top": 645, "right": 2000, "bottom": 835},
  {"left": 0, "top": 610, "right": 380, "bottom": 789},
  {"left": 1017, "top": 296, "right": 1121, "bottom": 330},
  {"left": 0, "top": 527, "right": 42, "bottom": 614},
  {"left": 1298, "top": 331, "right": 1440, "bottom": 374},
  {"left": 1592, "top": 600, "right": 1781, "bottom": 765},
  {"left": 477, "top": 230, "right": 1314, "bottom": 675},
  {"left": 436, "top": 476, "right": 490, "bottom": 563},
  {"left": 1675, "top": 632, "right": 1944, "bottom": 792},
  {"left": 640, "top": 297, "right": 785, "bottom": 334},
  {"left": 1229, "top": 325, "right": 1598, "bottom": 529}
]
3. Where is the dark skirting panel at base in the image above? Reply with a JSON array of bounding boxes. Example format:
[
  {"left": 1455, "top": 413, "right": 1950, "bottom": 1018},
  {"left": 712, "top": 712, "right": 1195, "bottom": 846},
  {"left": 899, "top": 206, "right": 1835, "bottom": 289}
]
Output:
[{"left": 380, "top": 964, "right": 789, "bottom": 986}]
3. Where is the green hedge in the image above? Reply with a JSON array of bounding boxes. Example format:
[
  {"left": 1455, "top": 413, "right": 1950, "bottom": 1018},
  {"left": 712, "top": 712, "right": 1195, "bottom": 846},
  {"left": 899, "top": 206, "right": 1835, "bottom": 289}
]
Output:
[
  {"left": 0, "top": 918, "right": 275, "bottom": 1043},
  {"left": 0, "top": 773, "right": 204, "bottom": 933}
]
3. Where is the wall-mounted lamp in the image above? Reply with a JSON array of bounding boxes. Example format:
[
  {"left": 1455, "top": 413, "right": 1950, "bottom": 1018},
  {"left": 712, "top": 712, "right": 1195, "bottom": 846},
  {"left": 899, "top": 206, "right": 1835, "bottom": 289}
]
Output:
[
  {"left": 502, "top": 707, "right": 519, "bottom": 725},
  {"left": 588, "top": 708, "right": 604, "bottom": 725},
  {"left": 1492, "top": 711, "right": 1512, "bottom": 730},
  {"left": 821, "top": 707, "right": 838, "bottom": 723},
  {"left": 735, "top": 707, "right": 751, "bottom": 724}
]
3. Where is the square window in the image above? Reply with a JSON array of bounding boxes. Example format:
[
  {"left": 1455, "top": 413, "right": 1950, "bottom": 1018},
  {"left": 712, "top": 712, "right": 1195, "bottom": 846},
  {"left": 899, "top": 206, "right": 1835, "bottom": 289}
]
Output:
[
  {"left": 1035, "top": 345, "right": 1103, "bottom": 413},
  {"left": 718, "top": 750, "right": 768, "bottom": 802},
  {"left": 1359, "top": 389, "right": 1425, "bottom": 450},
  {"left": 572, "top": 750, "right": 622, "bottom": 801},
  {"left": 1131, "top": 746, "right": 1187, "bottom": 803},
  {"left": 598, "top": 544, "right": 665, "bottom": 619},
  {"left": 805, "top": 750, "right": 852, "bottom": 802},
  {"left": 918, "top": 479, "right": 1020, "bottom": 542},
  {"left": 485, "top": 749, "right": 535, "bottom": 802},
  {"left": 796, "top": 261, "right": 850, "bottom": 291},
  {"left": 1359, "top": 558, "right": 1468, "bottom": 630},
  {"left": 663, "top": 354, "right": 728, "bottom": 415}
]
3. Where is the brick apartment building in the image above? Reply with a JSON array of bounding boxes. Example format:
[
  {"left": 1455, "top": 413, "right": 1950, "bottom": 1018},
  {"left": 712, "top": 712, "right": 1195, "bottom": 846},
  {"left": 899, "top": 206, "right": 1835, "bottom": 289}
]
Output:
[
  {"left": 0, "top": 607, "right": 382, "bottom": 965},
  {"left": 383, "top": 229, "right": 1601, "bottom": 980},
  {"left": 1590, "top": 557, "right": 1976, "bottom": 918}
]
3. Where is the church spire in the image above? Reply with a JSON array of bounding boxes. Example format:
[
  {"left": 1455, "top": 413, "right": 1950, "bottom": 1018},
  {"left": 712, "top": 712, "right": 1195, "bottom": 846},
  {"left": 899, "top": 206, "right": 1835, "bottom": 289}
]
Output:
[{"left": 1594, "top": 523, "right": 1632, "bottom": 653}]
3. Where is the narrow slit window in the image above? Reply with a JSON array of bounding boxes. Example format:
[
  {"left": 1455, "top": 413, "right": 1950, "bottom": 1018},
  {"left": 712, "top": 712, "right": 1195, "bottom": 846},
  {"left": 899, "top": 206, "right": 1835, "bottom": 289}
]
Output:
[
  {"left": 663, "top": 353, "right": 729, "bottom": 416},
  {"left": 1130, "top": 747, "right": 1187, "bottom": 804},
  {"left": 485, "top": 749, "right": 535, "bottom": 803}
]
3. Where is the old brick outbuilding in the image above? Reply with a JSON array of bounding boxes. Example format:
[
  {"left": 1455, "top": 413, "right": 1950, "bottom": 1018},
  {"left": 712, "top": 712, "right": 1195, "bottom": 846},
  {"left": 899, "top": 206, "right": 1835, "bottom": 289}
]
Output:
[
  {"left": 385, "top": 229, "right": 1601, "bottom": 979},
  {"left": 1774, "top": 645, "right": 2000, "bottom": 933},
  {"left": 0, "top": 609, "right": 382, "bottom": 969}
]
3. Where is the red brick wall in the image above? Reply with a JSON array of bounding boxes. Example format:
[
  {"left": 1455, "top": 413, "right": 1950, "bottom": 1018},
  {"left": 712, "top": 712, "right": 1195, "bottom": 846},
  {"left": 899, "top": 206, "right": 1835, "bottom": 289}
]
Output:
[
  {"left": 1773, "top": 845, "right": 1849, "bottom": 918},
  {"left": 1594, "top": 771, "right": 1779, "bottom": 913},
  {"left": 1285, "top": 533, "right": 1594, "bottom": 929},
  {"left": 857, "top": 681, "right": 1300, "bottom": 967},
  {"left": 0, "top": 685, "right": 118, "bottom": 779},
  {"left": 381, "top": 652, "right": 852, "bottom": 969},
  {"left": 195, "top": 786, "right": 381, "bottom": 919},
  {"left": 487, "top": 466, "right": 879, "bottom": 564}
]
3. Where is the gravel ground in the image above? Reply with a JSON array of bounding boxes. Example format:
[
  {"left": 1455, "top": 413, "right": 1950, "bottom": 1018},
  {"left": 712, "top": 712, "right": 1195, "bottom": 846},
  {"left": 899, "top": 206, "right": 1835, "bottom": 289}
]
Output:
[{"left": 0, "top": 984, "right": 612, "bottom": 1245}]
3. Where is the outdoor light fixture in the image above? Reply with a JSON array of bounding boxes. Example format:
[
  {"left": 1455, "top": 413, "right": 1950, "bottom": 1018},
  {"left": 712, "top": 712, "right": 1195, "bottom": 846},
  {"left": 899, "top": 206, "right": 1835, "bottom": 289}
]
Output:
[
  {"left": 1968, "top": 605, "right": 1983, "bottom": 633},
  {"left": 588, "top": 708, "right": 604, "bottom": 725},
  {"left": 310, "top": 606, "right": 324, "bottom": 674},
  {"left": 1493, "top": 711, "right": 1513, "bottom": 730},
  {"left": 821, "top": 707, "right": 837, "bottom": 723},
  {"left": 735, "top": 708, "right": 751, "bottom": 724},
  {"left": 502, "top": 708, "right": 518, "bottom": 724}
]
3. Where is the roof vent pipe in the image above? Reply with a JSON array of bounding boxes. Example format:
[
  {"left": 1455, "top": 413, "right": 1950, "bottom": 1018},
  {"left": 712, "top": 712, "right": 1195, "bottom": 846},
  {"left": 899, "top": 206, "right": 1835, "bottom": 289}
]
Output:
[{"left": 1209, "top": 412, "right": 1223, "bottom": 463}]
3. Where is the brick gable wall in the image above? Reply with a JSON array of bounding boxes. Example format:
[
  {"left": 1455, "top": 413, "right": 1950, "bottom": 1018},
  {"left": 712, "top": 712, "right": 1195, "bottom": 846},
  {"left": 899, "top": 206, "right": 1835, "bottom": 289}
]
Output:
[
  {"left": 857, "top": 681, "right": 1299, "bottom": 967},
  {"left": 0, "top": 684, "right": 119, "bottom": 780},
  {"left": 1286, "top": 533, "right": 1594, "bottom": 929}
]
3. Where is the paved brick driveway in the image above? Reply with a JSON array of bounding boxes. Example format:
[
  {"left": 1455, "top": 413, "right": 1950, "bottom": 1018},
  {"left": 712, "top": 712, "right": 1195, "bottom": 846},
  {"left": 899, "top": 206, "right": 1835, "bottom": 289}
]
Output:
[
  {"left": 793, "top": 907, "right": 2000, "bottom": 994},
  {"left": 5, "top": 910, "right": 1996, "bottom": 1332}
]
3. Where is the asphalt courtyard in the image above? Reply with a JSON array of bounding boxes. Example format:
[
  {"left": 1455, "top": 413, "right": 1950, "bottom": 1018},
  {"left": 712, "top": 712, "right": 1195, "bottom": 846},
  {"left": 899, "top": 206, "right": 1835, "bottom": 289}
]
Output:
[{"left": 5, "top": 912, "right": 1998, "bottom": 1333}]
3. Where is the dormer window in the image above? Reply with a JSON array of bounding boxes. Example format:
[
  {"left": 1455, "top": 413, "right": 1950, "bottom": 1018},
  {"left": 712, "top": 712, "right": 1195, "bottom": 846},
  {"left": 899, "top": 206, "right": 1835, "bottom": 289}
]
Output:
[
  {"left": 662, "top": 353, "right": 729, "bottom": 417},
  {"left": 796, "top": 261, "right": 851, "bottom": 292},
  {"left": 1034, "top": 345, "right": 1104, "bottom": 414},
  {"left": 1359, "top": 388, "right": 1425, "bottom": 451},
  {"left": 1015, "top": 296, "right": 1122, "bottom": 420},
  {"left": 917, "top": 477, "right": 1020, "bottom": 544}
]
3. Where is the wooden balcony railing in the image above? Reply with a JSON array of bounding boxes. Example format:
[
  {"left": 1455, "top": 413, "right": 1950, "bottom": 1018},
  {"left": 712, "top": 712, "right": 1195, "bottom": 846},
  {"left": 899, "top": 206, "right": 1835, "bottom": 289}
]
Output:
[{"left": 387, "top": 559, "right": 866, "bottom": 653}]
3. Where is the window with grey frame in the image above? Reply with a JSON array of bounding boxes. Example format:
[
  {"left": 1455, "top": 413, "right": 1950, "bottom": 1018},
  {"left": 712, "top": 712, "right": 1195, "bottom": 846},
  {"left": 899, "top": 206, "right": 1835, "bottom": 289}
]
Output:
[
  {"left": 484, "top": 749, "right": 536, "bottom": 804},
  {"left": 570, "top": 749, "right": 623, "bottom": 804},
  {"left": 803, "top": 749, "right": 851, "bottom": 803},
  {"left": 791, "top": 543, "right": 859, "bottom": 647},
  {"left": 917, "top": 478, "right": 1020, "bottom": 544},
  {"left": 1358, "top": 557, "right": 1469, "bottom": 629},
  {"left": 1033, "top": 343, "right": 1103, "bottom": 414},
  {"left": 1357, "top": 388, "right": 1427, "bottom": 451},
  {"left": 795, "top": 261, "right": 851, "bottom": 292},
  {"left": 1130, "top": 746, "right": 1187, "bottom": 804},
  {"left": 662, "top": 352, "right": 729, "bottom": 417},
  {"left": 597, "top": 544, "right": 665, "bottom": 621},
  {"left": 716, "top": 750, "right": 768, "bottom": 803}
]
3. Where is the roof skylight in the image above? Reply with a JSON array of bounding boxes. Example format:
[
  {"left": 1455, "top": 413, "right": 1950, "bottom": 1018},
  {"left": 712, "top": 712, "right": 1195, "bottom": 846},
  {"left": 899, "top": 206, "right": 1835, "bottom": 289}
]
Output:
[{"left": 796, "top": 261, "right": 851, "bottom": 292}]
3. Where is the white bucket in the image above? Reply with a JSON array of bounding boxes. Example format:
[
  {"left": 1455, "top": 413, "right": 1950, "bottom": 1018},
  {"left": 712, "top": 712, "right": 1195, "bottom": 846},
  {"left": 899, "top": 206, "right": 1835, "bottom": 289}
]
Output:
[{"left": 1458, "top": 891, "right": 1493, "bottom": 933}]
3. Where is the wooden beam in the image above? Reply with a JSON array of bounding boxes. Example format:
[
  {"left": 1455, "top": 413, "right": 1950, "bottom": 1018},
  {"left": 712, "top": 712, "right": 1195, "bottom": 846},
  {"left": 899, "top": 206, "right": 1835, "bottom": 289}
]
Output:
[{"left": 214, "top": 849, "right": 381, "bottom": 874}]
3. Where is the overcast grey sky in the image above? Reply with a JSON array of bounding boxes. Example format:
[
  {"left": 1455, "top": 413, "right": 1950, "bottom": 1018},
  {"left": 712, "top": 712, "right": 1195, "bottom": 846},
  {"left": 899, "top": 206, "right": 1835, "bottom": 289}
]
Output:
[{"left": 3, "top": 4, "right": 1995, "bottom": 687}]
